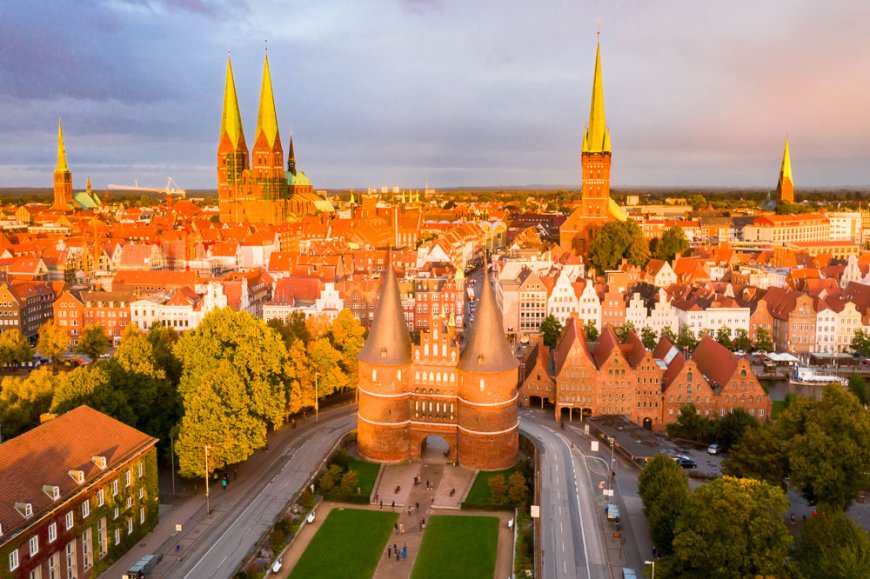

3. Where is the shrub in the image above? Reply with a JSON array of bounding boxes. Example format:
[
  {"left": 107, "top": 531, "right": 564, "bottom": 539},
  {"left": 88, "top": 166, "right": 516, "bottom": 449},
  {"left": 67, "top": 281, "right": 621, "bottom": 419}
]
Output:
[{"left": 340, "top": 469, "right": 359, "bottom": 495}]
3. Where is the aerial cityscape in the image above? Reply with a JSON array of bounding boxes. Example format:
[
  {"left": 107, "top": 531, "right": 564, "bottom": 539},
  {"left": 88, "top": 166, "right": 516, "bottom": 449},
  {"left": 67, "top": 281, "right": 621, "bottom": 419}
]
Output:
[{"left": 1, "top": 2, "right": 869, "bottom": 579}]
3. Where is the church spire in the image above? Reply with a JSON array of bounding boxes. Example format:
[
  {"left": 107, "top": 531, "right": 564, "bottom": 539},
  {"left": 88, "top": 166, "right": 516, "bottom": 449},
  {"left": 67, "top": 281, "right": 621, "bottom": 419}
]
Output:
[
  {"left": 56, "top": 119, "right": 69, "bottom": 172},
  {"left": 358, "top": 254, "right": 412, "bottom": 366},
  {"left": 776, "top": 137, "right": 794, "bottom": 203},
  {"left": 256, "top": 54, "right": 280, "bottom": 149},
  {"left": 582, "top": 38, "right": 611, "bottom": 154},
  {"left": 287, "top": 130, "right": 297, "bottom": 175},
  {"left": 220, "top": 56, "right": 245, "bottom": 149}
]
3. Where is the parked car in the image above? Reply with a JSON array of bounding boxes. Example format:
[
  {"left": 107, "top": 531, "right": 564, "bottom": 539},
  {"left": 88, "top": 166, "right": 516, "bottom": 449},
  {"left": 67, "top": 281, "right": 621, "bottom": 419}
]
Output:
[
  {"left": 707, "top": 443, "right": 720, "bottom": 455},
  {"left": 673, "top": 455, "right": 697, "bottom": 469}
]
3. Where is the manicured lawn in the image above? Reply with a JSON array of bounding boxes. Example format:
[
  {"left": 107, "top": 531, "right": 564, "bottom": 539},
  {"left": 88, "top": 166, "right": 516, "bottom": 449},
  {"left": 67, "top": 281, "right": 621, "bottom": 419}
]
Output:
[
  {"left": 772, "top": 400, "right": 788, "bottom": 418},
  {"left": 348, "top": 457, "right": 380, "bottom": 496},
  {"left": 465, "top": 467, "right": 518, "bottom": 505},
  {"left": 411, "top": 515, "right": 499, "bottom": 579},
  {"left": 289, "top": 508, "right": 397, "bottom": 579}
]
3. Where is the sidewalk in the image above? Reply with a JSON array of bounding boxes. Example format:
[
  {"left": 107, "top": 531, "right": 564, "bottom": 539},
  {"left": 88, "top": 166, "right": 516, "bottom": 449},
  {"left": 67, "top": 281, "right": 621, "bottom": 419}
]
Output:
[{"left": 102, "top": 405, "right": 355, "bottom": 578}]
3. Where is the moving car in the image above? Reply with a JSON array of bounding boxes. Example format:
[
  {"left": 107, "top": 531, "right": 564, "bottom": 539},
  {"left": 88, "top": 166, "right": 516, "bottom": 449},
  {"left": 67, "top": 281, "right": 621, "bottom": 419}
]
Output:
[
  {"left": 672, "top": 455, "right": 697, "bottom": 469},
  {"left": 707, "top": 443, "right": 720, "bottom": 455}
]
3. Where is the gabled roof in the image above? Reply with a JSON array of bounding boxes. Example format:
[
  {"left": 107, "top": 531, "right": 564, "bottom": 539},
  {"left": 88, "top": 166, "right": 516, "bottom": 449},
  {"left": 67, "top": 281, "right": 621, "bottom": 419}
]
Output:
[
  {"left": 592, "top": 325, "right": 621, "bottom": 368},
  {"left": 553, "top": 316, "right": 594, "bottom": 375},
  {"left": 691, "top": 336, "right": 740, "bottom": 389}
]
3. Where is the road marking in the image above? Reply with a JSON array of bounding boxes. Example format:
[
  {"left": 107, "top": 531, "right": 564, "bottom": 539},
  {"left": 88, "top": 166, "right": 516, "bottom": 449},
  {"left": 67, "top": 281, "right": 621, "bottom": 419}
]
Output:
[
  {"left": 560, "top": 521, "right": 563, "bottom": 534},
  {"left": 218, "top": 555, "right": 228, "bottom": 568},
  {"left": 561, "top": 539, "right": 565, "bottom": 551},
  {"left": 561, "top": 435, "right": 591, "bottom": 579}
]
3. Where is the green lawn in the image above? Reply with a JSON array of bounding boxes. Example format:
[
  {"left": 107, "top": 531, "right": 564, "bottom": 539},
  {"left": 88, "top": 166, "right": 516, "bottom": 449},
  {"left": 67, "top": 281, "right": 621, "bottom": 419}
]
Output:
[
  {"left": 348, "top": 457, "right": 380, "bottom": 496},
  {"left": 411, "top": 515, "right": 499, "bottom": 579},
  {"left": 464, "top": 467, "right": 518, "bottom": 505},
  {"left": 289, "top": 508, "right": 397, "bottom": 579}
]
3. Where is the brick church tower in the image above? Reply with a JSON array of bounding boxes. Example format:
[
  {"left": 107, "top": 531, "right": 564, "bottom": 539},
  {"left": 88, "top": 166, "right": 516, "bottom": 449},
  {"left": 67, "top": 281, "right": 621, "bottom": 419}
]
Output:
[
  {"left": 776, "top": 137, "right": 794, "bottom": 203},
  {"left": 217, "top": 57, "right": 249, "bottom": 223},
  {"left": 53, "top": 119, "right": 74, "bottom": 211},
  {"left": 357, "top": 261, "right": 519, "bottom": 470}
]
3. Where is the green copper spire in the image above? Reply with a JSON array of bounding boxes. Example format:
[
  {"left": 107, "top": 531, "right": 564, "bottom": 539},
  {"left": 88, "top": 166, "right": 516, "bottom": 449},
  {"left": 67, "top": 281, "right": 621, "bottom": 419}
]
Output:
[
  {"left": 56, "top": 119, "right": 69, "bottom": 172},
  {"left": 582, "top": 40, "right": 611, "bottom": 154},
  {"left": 287, "top": 130, "right": 296, "bottom": 175},
  {"left": 256, "top": 54, "right": 280, "bottom": 149},
  {"left": 220, "top": 56, "right": 245, "bottom": 149}
]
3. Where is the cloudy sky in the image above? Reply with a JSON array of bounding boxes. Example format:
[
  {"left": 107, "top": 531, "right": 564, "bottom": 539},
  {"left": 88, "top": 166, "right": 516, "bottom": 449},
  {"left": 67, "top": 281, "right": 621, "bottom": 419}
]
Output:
[{"left": 2, "top": 0, "right": 869, "bottom": 191}]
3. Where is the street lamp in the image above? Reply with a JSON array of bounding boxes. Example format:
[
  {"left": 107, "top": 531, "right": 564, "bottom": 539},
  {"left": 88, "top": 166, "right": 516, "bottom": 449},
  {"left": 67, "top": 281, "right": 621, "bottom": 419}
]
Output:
[
  {"left": 644, "top": 560, "right": 655, "bottom": 579},
  {"left": 314, "top": 372, "right": 320, "bottom": 422},
  {"left": 607, "top": 437, "right": 615, "bottom": 506},
  {"left": 204, "top": 445, "right": 211, "bottom": 515}
]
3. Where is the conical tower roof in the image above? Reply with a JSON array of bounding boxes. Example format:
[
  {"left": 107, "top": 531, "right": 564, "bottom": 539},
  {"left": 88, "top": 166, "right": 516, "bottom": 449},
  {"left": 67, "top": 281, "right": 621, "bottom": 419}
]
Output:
[
  {"left": 287, "top": 130, "right": 297, "bottom": 175},
  {"left": 56, "top": 119, "right": 69, "bottom": 172},
  {"left": 220, "top": 57, "right": 245, "bottom": 149},
  {"left": 582, "top": 40, "right": 611, "bottom": 154},
  {"left": 778, "top": 138, "right": 793, "bottom": 189},
  {"left": 256, "top": 54, "right": 280, "bottom": 148},
  {"left": 459, "top": 267, "right": 518, "bottom": 373},
  {"left": 358, "top": 259, "right": 412, "bottom": 366}
]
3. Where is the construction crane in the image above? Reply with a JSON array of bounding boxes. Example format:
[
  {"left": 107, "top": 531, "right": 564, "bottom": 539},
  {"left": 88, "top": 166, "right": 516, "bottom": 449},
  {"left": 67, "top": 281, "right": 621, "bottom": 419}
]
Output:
[{"left": 107, "top": 177, "right": 187, "bottom": 200}]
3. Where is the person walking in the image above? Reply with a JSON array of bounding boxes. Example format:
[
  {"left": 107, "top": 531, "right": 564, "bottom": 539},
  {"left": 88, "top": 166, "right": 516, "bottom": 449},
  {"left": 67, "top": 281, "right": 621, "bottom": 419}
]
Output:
[
  {"left": 402, "top": 545, "right": 407, "bottom": 560},
  {"left": 387, "top": 545, "right": 392, "bottom": 558}
]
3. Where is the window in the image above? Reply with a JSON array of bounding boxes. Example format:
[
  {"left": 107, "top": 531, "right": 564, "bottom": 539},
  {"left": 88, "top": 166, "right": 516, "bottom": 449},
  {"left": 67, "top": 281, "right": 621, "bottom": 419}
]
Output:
[
  {"left": 114, "top": 528, "right": 120, "bottom": 546},
  {"left": 114, "top": 507, "right": 119, "bottom": 520},
  {"left": 65, "top": 511, "right": 74, "bottom": 531},
  {"left": 48, "top": 552, "right": 60, "bottom": 579},
  {"left": 112, "top": 479, "right": 119, "bottom": 497},
  {"left": 82, "top": 528, "right": 93, "bottom": 571},
  {"left": 82, "top": 499, "right": 90, "bottom": 519},
  {"left": 65, "top": 540, "right": 76, "bottom": 579},
  {"left": 138, "top": 487, "right": 144, "bottom": 500},
  {"left": 127, "top": 517, "right": 133, "bottom": 535},
  {"left": 137, "top": 461, "right": 143, "bottom": 478},
  {"left": 126, "top": 497, "right": 132, "bottom": 509},
  {"left": 140, "top": 507, "right": 146, "bottom": 524},
  {"left": 97, "top": 517, "right": 107, "bottom": 558},
  {"left": 9, "top": 549, "right": 19, "bottom": 572},
  {"left": 30, "top": 534, "right": 39, "bottom": 556},
  {"left": 29, "top": 567, "right": 42, "bottom": 579},
  {"left": 125, "top": 470, "right": 132, "bottom": 488},
  {"left": 49, "top": 522, "right": 58, "bottom": 543},
  {"left": 97, "top": 489, "right": 104, "bottom": 507}
]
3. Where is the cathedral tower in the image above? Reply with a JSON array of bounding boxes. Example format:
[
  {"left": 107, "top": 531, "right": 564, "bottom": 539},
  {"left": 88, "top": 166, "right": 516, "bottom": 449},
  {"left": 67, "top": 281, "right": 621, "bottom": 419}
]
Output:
[
  {"left": 579, "top": 39, "right": 612, "bottom": 220},
  {"left": 456, "top": 269, "right": 519, "bottom": 470},
  {"left": 53, "top": 119, "right": 74, "bottom": 211},
  {"left": 776, "top": 137, "right": 794, "bottom": 203},
  {"left": 248, "top": 54, "right": 289, "bottom": 222},
  {"left": 217, "top": 56, "right": 249, "bottom": 223},
  {"left": 357, "top": 260, "right": 413, "bottom": 462}
]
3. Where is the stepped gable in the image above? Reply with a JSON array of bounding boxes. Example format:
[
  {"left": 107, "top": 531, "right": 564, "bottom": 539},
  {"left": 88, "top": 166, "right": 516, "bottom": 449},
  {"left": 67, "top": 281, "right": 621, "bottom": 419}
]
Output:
[
  {"left": 458, "top": 268, "right": 518, "bottom": 373},
  {"left": 553, "top": 316, "right": 593, "bottom": 374},
  {"left": 357, "top": 259, "right": 412, "bottom": 366}
]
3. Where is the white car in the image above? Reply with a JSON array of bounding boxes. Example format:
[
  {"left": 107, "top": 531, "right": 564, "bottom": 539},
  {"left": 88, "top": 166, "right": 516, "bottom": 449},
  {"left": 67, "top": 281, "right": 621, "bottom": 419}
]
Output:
[{"left": 707, "top": 444, "right": 720, "bottom": 455}]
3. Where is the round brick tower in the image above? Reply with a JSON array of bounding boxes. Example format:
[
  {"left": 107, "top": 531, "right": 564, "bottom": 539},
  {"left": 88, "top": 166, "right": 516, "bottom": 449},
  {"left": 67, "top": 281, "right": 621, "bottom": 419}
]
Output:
[
  {"left": 457, "top": 269, "right": 519, "bottom": 470},
  {"left": 357, "top": 260, "right": 413, "bottom": 462}
]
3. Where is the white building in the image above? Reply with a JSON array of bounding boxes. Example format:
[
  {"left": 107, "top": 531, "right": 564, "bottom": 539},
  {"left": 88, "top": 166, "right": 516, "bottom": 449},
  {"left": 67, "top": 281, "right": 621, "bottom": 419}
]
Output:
[
  {"left": 315, "top": 282, "right": 345, "bottom": 321},
  {"left": 546, "top": 269, "right": 580, "bottom": 326},
  {"left": 827, "top": 211, "right": 863, "bottom": 242}
]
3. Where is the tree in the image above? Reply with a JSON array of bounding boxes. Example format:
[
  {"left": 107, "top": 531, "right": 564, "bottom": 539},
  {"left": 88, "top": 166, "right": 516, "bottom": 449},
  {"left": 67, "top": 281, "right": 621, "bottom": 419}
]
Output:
[
  {"left": 0, "top": 368, "right": 56, "bottom": 439},
  {"left": 722, "top": 425, "right": 789, "bottom": 489},
  {"left": 666, "top": 477, "right": 793, "bottom": 578},
  {"left": 848, "top": 373, "right": 868, "bottom": 406},
  {"left": 584, "top": 320, "right": 599, "bottom": 342},
  {"left": 782, "top": 384, "right": 870, "bottom": 511},
  {"left": 792, "top": 509, "right": 870, "bottom": 578},
  {"left": 714, "top": 326, "right": 733, "bottom": 350},
  {"left": 50, "top": 365, "right": 135, "bottom": 425},
  {"left": 507, "top": 471, "right": 529, "bottom": 505},
  {"left": 75, "top": 324, "right": 111, "bottom": 361},
  {"left": 733, "top": 328, "right": 752, "bottom": 352},
  {"left": 267, "top": 312, "right": 311, "bottom": 349},
  {"left": 147, "top": 325, "right": 182, "bottom": 385},
  {"left": 614, "top": 321, "right": 635, "bottom": 343},
  {"left": 754, "top": 327, "right": 774, "bottom": 353},
  {"left": 851, "top": 329, "right": 870, "bottom": 357},
  {"left": 328, "top": 310, "right": 366, "bottom": 384},
  {"left": 36, "top": 320, "right": 69, "bottom": 364},
  {"left": 539, "top": 315, "right": 563, "bottom": 348},
  {"left": 666, "top": 404, "right": 716, "bottom": 443},
  {"left": 688, "top": 194, "right": 707, "bottom": 211},
  {"left": 638, "top": 455, "right": 690, "bottom": 555},
  {"left": 654, "top": 226, "right": 690, "bottom": 263},
  {"left": 588, "top": 220, "right": 650, "bottom": 272},
  {"left": 660, "top": 326, "right": 677, "bottom": 344},
  {"left": 317, "top": 464, "right": 342, "bottom": 494},
  {"left": 640, "top": 327, "right": 657, "bottom": 350},
  {"left": 339, "top": 470, "right": 359, "bottom": 495},
  {"left": 0, "top": 329, "right": 33, "bottom": 367},
  {"left": 716, "top": 408, "right": 759, "bottom": 451},
  {"left": 488, "top": 474, "right": 507, "bottom": 505},
  {"left": 174, "top": 308, "right": 289, "bottom": 477},
  {"left": 675, "top": 326, "right": 698, "bottom": 351}
]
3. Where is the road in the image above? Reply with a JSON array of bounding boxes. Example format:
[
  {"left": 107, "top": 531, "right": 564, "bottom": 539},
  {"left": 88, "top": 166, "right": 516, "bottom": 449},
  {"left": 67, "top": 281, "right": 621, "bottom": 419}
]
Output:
[{"left": 520, "top": 417, "right": 609, "bottom": 578}]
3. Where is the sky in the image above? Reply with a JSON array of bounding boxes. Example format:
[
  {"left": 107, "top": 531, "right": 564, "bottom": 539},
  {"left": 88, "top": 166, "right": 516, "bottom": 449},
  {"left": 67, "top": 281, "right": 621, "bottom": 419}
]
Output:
[{"left": 2, "top": 0, "right": 870, "bottom": 191}]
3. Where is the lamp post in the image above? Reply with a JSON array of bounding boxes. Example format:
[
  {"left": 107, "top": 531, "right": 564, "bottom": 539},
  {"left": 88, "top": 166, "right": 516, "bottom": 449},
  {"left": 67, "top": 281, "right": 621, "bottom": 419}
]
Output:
[
  {"left": 644, "top": 560, "right": 655, "bottom": 579},
  {"left": 607, "top": 437, "right": 615, "bottom": 506},
  {"left": 169, "top": 437, "right": 176, "bottom": 499},
  {"left": 204, "top": 445, "right": 211, "bottom": 515},
  {"left": 315, "top": 372, "right": 319, "bottom": 422}
]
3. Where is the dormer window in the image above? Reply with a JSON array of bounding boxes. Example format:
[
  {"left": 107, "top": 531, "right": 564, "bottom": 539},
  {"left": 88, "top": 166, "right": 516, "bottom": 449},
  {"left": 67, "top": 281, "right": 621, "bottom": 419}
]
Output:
[
  {"left": 69, "top": 470, "right": 85, "bottom": 484},
  {"left": 15, "top": 502, "right": 33, "bottom": 519},
  {"left": 92, "top": 456, "right": 107, "bottom": 470},
  {"left": 43, "top": 485, "right": 61, "bottom": 501}
]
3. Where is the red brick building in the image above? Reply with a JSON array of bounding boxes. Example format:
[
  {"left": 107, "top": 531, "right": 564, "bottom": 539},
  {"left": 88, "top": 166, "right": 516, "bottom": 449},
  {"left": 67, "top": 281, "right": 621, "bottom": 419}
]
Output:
[{"left": 357, "top": 264, "right": 518, "bottom": 470}]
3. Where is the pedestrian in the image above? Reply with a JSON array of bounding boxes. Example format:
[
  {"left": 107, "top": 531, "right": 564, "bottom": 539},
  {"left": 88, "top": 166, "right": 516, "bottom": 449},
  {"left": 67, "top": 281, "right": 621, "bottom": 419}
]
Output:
[
  {"left": 415, "top": 501, "right": 420, "bottom": 511},
  {"left": 221, "top": 478, "right": 227, "bottom": 490},
  {"left": 395, "top": 551, "right": 400, "bottom": 562},
  {"left": 426, "top": 479, "right": 430, "bottom": 490},
  {"left": 394, "top": 522, "right": 399, "bottom": 532},
  {"left": 387, "top": 545, "right": 392, "bottom": 558},
  {"left": 379, "top": 500, "right": 383, "bottom": 510},
  {"left": 402, "top": 545, "right": 407, "bottom": 560},
  {"left": 652, "top": 546, "right": 657, "bottom": 558},
  {"left": 391, "top": 500, "right": 396, "bottom": 510},
  {"left": 790, "top": 512, "right": 796, "bottom": 524},
  {"left": 430, "top": 497, "right": 434, "bottom": 506}
]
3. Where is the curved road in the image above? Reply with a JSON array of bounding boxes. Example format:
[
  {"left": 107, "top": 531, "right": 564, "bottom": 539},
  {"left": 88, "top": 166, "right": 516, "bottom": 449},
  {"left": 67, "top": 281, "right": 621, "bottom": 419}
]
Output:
[{"left": 521, "top": 418, "right": 609, "bottom": 579}]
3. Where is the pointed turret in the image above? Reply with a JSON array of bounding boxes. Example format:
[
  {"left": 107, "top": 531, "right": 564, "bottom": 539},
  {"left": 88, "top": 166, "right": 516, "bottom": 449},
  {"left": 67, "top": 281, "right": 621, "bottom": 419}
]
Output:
[
  {"left": 256, "top": 55, "right": 280, "bottom": 148},
  {"left": 56, "top": 119, "right": 69, "bottom": 172},
  {"left": 776, "top": 137, "right": 794, "bottom": 203},
  {"left": 358, "top": 259, "right": 412, "bottom": 365},
  {"left": 220, "top": 57, "right": 245, "bottom": 149},
  {"left": 583, "top": 40, "right": 611, "bottom": 154},
  {"left": 458, "top": 268, "right": 518, "bottom": 373},
  {"left": 287, "top": 131, "right": 297, "bottom": 175}
]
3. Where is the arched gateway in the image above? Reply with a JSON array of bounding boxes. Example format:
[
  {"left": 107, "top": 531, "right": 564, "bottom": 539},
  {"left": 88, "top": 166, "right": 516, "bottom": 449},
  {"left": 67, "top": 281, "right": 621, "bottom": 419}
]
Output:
[{"left": 356, "top": 262, "right": 519, "bottom": 471}]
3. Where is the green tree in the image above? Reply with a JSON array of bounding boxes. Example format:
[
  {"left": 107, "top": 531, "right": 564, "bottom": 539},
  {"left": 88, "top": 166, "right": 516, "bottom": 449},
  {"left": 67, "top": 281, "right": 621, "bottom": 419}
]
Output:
[
  {"left": 851, "top": 329, "right": 870, "bottom": 357},
  {"left": 654, "top": 226, "right": 690, "bottom": 263},
  {"left": 50, "top": 365, "right": 135, "bottom": 425},
  {"left": 754, "top": 327, "right": 774, "bottom": 353},
  {"left": 666, "top": 477, "right": 793, "bottom": 578},
  {"left": 848, "top": 373, "right": 868, "bottom": 406},
  {"left": 614, "top": 321, "right": 635, "bottom": 343},
  {"left": 716, "top": 408, "right": 760, "bottom": 451},
  {"left": 317, "top": 464, "right": 342, "bottom": 494},
  {"left": 147, "top": 325, "right": 182, "bottom": 385},
  {"left": 267, "top": 312, "right": 311, "bottom": 348},
  {"left": 714, "top": 326, "right": 733, "bottom": 350},
  {"left": 507, "top": 471, "right": 529, "bottom": 505},
  {"left": 733, "top": 328, "right": 752, "bottom": 352},
  {"left": 0, "top": 368, "right": 56, "bottom": 438},
  {"left": 340, "top": 470, "right": 359, "bottom": 495},
  {"left": 722, "top": 425, "right": 789, "bottom": 489},
  {"left": 782, "top": 384, "right": 870, "bottom": 511},
  {"left": 660, "top": 326, "right": 677, "bottom": 344},
  {"left": 0, "top": 329, "right": 33, "bottom": 367},
  {"left": 36, "top": 320, "right": 69, "bottom": 364},
  {"left": 792, "top": 509, "right": 870, "bottom": 579},
  {"left": 584, "top": 320, "right": 599, "bottom": 342},
  {"left": 588, "top": 219, "right": 650, "bottom": 272},
  {"left": 675, "top": 326, "right": 698, "bottom": 351},
  {"left": 539, "top": 314, "right": 563, "bottom": 348},
  {"left": 640, "top": 327, "right": 657, "bottom": 350},
  {"left": 174, "top": 308, "right": 289, "bottom": 477},
  {"left": 666, "top": 404, "right": 716, "bottom": 443},
  {"left": 75, "top": 323, "right": 111, "bottom": 361},
  {"left": 638, "top": 454, "right": 690, "bottom": 555},
  {"left": 688, "top": 194, "right": 707, "bottom": 211},
  {"left": 488, "top": 474, "right": 507, "bottom": 506}
]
